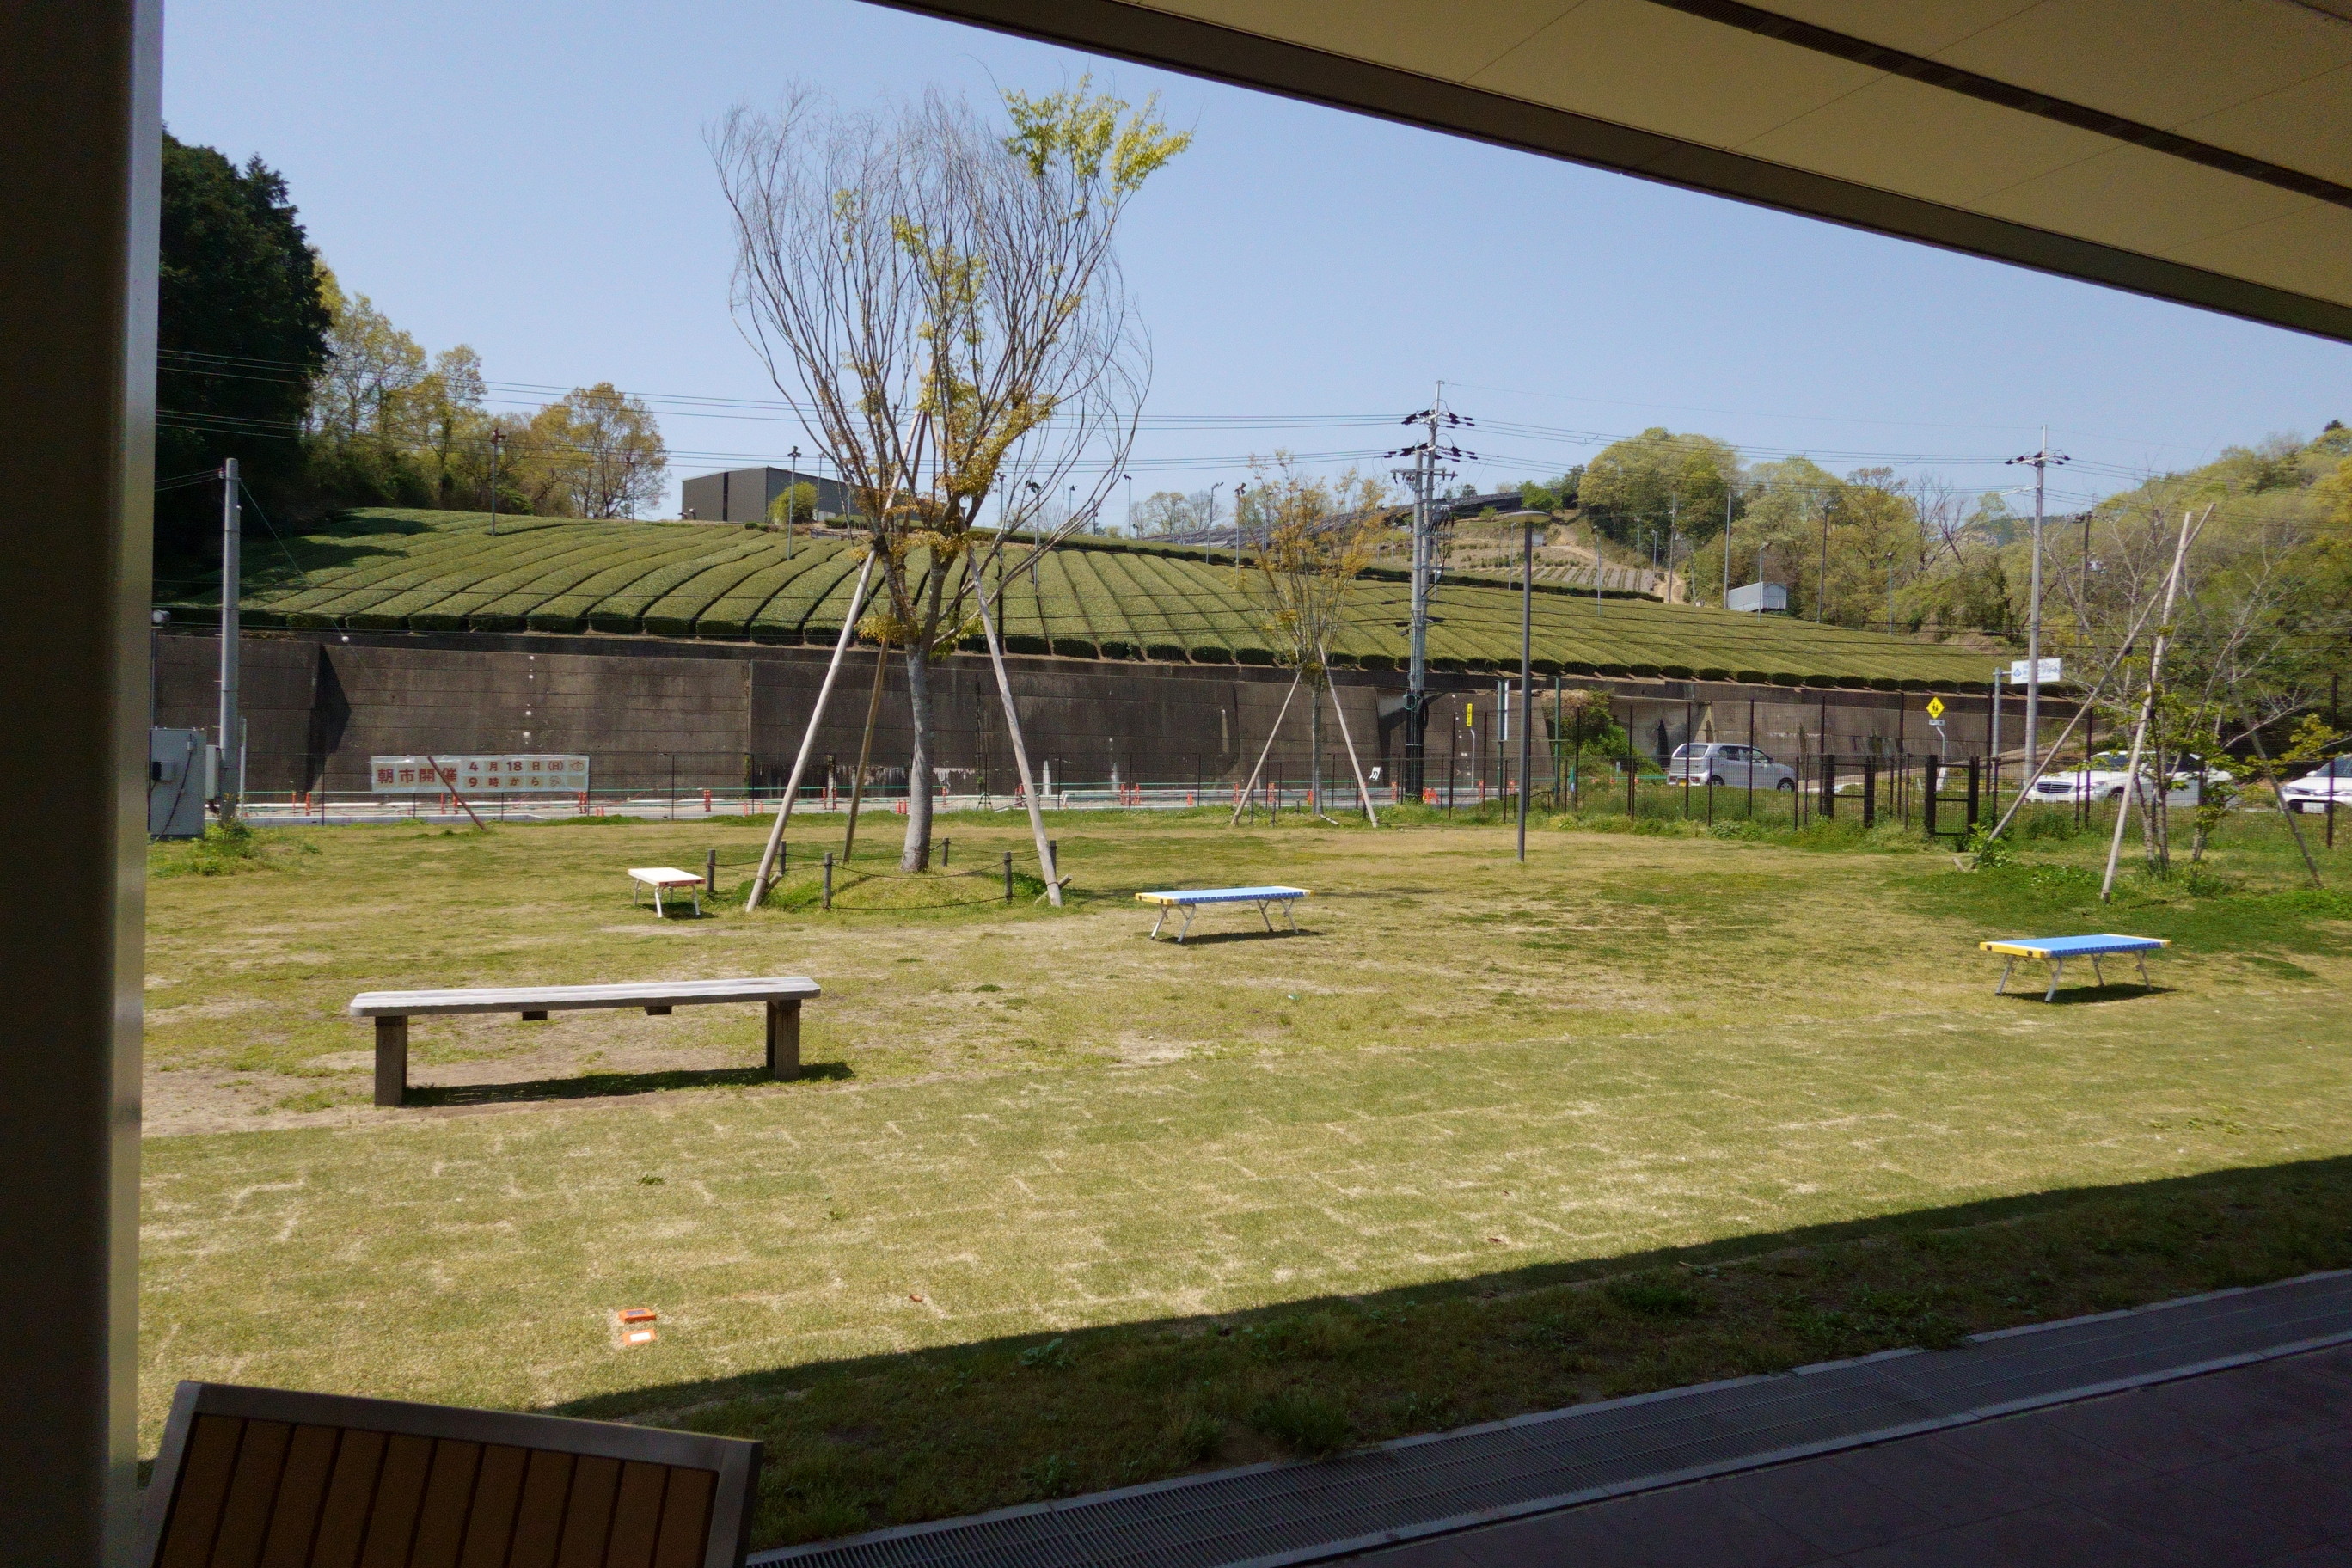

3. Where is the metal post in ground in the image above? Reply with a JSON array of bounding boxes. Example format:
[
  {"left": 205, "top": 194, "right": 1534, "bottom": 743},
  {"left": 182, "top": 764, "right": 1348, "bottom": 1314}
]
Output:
[
  {"left": 1747, "top": 696, "right": 1756, "bottom": 818},
  {"left": 1626, "top": 750, "right": 1637, "bottom": 819},
  {"left": 1967, "top": 756, "right": 1981, "bottom": 835},
  {"left": 1924, "top": 756, "right": 1939, "bottom": 839},
  {"left": 1863, "top": 758, "right": 1877, "bottom": 829},
  {"left": 822, "top": 852, "right": 833, "bottom": 910},
  {"left": 706, "top": 848, "right": 717, "bottom": 894},
  {"left": 1003, "top": 850, "right": 1014, "bottom": 903},
  {"left": 1822, "top": 755, "right": 1837, "bottom": 818}
]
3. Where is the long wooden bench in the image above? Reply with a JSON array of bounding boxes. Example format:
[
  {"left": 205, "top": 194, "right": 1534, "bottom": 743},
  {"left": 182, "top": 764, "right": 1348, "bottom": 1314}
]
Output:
[
  {"left": 138, "top": 1380, "right": 760, "bottom": 1567},
  {"left": 348, "top": 977, "right": 821, "bottom": 1106}
]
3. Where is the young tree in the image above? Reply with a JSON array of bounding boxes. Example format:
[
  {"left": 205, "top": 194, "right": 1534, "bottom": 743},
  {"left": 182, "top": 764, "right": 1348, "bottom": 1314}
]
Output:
[
  {"left": 309, "top": 268, "right": 429, "bottom": 444},
  {"left": 714, "top": 81, "right": 1188, "bottom": 880},
  {"left": 1246, "top": 461, "right": 1385, "bottom": 818}
]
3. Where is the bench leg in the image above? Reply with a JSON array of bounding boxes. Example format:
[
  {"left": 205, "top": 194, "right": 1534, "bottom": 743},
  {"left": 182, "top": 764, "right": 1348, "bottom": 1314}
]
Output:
[
  {"left": 2137, "top": 952, "right": 2152, "bottom": 987},
  {"left": 2092, "top": 956, "right": 2105, "bottom": 987},
  {"left": 1995, "top": 956, "right": 2014, "bottom": 995},
  {"left": 374, "top": 1016, "right": 408, "bottom": 1107},
  {"left": 1149, "top": 904, "right": 1167, "bottom": 940},
  {"left": 767, "top": 998, "right": 800, "bottom": 1080},
  {"left": 2044, "top": 956, "right": 2064, "bottom": 1002},
  {"left": 1258, "top": 900, "right": 1275, "bottom": 934},
  {"left": 1177, "top": 905, "right": 1196, "bottom": 943},
  {"left": 1281, "top": 899, "right": 1300, "bottom": 933}
]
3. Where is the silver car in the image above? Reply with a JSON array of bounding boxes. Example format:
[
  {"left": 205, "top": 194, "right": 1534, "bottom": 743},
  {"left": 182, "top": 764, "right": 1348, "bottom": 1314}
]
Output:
[
  {"left": 2281, "top": 756, "right": 2352, "bottom": 814},
  {"left": 1666, "top": 742, "right": 1798, "bottom": 791}
]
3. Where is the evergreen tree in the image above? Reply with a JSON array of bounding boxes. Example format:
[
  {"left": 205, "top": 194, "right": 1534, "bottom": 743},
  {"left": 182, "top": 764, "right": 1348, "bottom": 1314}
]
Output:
[{"left": 156, "top": 131, "right": 329, "bottom": 567}]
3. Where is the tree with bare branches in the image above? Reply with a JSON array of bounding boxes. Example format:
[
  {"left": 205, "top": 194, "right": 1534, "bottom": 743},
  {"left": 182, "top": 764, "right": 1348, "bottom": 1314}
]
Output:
[{"left": 713, "top": 82, "right": 1188, "bottom": 885}]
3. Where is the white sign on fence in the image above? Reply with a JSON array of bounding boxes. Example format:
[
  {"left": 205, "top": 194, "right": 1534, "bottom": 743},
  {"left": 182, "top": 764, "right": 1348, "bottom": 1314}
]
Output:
[
  {"left": 2006, "top": 658, "right": 2064, "bottom": 684},
  {"left": 371, "top": 754, "right": 589, "bottom": 794}
]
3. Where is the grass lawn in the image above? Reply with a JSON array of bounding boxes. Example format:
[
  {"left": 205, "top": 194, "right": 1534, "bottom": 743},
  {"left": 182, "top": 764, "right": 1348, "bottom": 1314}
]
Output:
[{"left": 141, "top": 801, "right": 2352, "bottom": 1545}]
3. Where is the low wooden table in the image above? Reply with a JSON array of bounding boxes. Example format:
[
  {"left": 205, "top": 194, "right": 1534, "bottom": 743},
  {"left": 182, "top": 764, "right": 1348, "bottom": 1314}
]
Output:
[
  {"left": 348, "top": 977, "right": 820, "bottom": 1106},
  {"left": 628, "top": 865, "right": 707, "bottom": 917}
]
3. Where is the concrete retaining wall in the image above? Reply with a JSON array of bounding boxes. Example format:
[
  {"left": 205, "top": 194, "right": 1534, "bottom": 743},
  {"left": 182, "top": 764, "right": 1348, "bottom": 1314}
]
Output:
[{"left": 155, "top": 628, "right": 2030, "bottom": 797}]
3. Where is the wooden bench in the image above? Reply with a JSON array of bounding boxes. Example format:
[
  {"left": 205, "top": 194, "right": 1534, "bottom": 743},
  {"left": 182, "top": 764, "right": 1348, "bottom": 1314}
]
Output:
[
  {"left": 1135, "top": 885, "right": 1310, "bottom": 943},
  {"left": 138, "top": 1380, "right": 759, "bottom": 1568},
  {"left": 348, "top": 977, "right": 820, "bottom": 1106}
]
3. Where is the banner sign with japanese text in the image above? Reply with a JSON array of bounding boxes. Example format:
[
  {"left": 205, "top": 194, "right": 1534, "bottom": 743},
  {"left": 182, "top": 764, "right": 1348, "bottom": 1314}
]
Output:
[{"left": 371, "top": 755, "right": 589, "bottom": 794}]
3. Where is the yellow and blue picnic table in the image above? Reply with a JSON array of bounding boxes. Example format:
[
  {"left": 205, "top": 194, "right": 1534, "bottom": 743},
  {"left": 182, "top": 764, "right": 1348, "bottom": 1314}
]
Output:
[
  {"left": 1979, "top": 934, "right": 2169, "bottom": 1001},
  {"left": 1136, "top": 885, "right": 1310, "bottom": 943}
]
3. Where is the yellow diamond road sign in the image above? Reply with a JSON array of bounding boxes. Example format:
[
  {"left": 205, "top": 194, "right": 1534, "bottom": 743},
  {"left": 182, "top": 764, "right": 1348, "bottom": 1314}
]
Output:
[{"left": 1925, "top": 696, "right": 1945, "bottom": 719}]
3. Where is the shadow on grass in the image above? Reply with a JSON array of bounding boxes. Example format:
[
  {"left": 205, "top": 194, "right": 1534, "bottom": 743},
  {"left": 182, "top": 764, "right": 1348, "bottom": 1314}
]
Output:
[
  {"left": 549, "top": 1155, "right": 2352, "bottom": 1551},
  {"left": 1149, "top": 927, "right": 1320, "bottom": 946},
  {"left": 2000, "top": 983, "right": 2174, "bottom": 1005},
  {"left": 408, "top": 1060, "right": 854, "bottom": 1106}
]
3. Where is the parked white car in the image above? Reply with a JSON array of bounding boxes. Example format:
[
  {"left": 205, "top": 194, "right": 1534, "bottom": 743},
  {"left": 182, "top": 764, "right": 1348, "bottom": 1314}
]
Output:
[
  {"left": 2280, "top": 756, "right": 2352, "bottom": 814},
  {"left": 2026, "top": 752, "right": 2226, "bottom": 807},
  {"left": 1665, "top": 742, "right": 1798, "bottom": 791}
]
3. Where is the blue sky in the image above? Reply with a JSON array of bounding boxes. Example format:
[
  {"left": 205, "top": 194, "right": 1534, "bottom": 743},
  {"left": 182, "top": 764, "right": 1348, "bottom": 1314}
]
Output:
[{"left": 162, "top": 0, "right": 2349, "bottom": 519}]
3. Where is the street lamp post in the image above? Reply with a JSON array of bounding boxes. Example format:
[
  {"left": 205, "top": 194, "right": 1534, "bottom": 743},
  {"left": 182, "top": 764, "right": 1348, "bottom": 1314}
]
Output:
[{"left": 1123, "top": 472, "right": 1134, "bottom": 536}]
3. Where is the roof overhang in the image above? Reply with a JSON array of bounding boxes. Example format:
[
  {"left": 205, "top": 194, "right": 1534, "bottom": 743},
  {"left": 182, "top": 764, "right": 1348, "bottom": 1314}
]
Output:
[{"left": 869, "top": 0, "right": 2352, "bottom": 343}]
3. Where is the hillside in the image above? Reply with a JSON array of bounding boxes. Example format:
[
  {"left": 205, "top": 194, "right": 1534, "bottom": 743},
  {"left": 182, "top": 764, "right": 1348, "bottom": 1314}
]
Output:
[{"left": 158, "top": 508, "right": 1999, "bottom": 690}]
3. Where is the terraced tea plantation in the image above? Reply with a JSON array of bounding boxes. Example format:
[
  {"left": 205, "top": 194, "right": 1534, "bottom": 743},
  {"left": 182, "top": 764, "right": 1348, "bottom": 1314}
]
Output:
[{"left": 159, "top": 508, "right": 1992, "bottom": 689}]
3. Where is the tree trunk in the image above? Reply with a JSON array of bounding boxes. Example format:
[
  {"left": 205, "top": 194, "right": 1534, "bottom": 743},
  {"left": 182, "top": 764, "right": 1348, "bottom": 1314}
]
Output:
[
  {"left": 1309, "top": 683, "right": 1325, "bottom": 816},
  {"left": 900, "top": 642, "right": 933, "bottom": 872}
]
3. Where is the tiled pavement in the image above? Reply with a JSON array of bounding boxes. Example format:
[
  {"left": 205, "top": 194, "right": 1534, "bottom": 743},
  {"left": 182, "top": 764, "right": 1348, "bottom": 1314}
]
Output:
[{"left": 1342, "top": 1344, "right": 2352, "bottom": 1568}]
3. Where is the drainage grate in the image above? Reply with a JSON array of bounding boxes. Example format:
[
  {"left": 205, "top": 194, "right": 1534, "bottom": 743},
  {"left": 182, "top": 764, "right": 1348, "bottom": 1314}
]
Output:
[{"left": 750, "top": 1269, "right": 2352, "bottom": 1568}]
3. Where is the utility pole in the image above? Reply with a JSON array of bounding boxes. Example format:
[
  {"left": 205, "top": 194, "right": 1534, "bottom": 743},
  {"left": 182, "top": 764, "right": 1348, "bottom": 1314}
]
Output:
[
  {"left": 217, "top": 458, "right": 242, "bottom": 821},
  {"left": 1123, "top": 472, "right": 1134, "bottom": 536},
  {"left": 1886, "top": 549, "right": 1897, "bottom": 634},
  {"left": 1235, "top": 484, "right": 1248, "bottom": 567},
  {"left": 1387, "top": 383, "right": 1471, "bottom": 797},
  {"left": 1816, "top": 490, "right": 1831, "bottom": 622},
  {"left": 1665, "top": 491, "right": 1678, "bottom": 606},
  {"left": 488, "top": 427, "right": 502, "bottom": 537},
  {"left": 2007, "top": 429, "right": 2069, "bottom": 771},
  {"left": 1722, "top": 489, "right": 1734, "bottom": 607}
]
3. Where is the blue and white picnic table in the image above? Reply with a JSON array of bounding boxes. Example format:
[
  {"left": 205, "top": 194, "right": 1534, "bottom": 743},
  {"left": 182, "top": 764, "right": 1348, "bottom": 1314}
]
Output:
[
  {"left": 1979, "top": 934, "right": 2169, "bottom": 1001},
  {"left": 1136, "top": 885, "right": 1310, "bottom": 942}
]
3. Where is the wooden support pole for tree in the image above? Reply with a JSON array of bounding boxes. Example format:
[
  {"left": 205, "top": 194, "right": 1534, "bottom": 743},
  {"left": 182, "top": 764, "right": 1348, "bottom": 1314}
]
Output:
[
  {"left": 1231, "top": 670, "right": 1304, "bottom": 827},
  {"left": 2101, "top": 508, "right": 2196, "bottom": 902},
  {"left": 747, "top": 550, "right": 877, "bottom": 909},
  {"left": 1320, "top": 657, "right": 1380, "bottom": 826},
  {"left": 841, "top": 635, "right": 890, "bottom": 863},
  {"left": 974, "top": 565, "right": 1064, "bottom": 906}
]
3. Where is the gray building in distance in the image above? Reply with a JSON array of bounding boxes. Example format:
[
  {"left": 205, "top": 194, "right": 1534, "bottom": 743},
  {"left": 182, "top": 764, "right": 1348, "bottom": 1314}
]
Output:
[{"left": 679, "top": 465, "right": 848, "bottom": 524}]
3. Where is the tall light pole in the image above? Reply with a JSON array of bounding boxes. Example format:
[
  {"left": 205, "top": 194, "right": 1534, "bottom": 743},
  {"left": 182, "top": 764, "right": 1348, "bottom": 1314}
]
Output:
[
  {"left": 2007, "top": 430, "right": 2069, "bottom": 770},
  {"left": 1234, "top": 484, "right": 1248, "bottom": 566},
  {"left": 487, "top": 427, "right": 502, "bottom": 537},
  {"left": 1123, "top": 472, "right": 1134, "bottom": 536},
  {"left": 1517, "top": 511, "right": 1535, "bottom": 862},
  {"left": 785, "top": 444, "right": 800, "bottom": 557},
  {"left": 1210, "top": 481, "right": 1226, "bottom": 562},
  {"left": 1816, "top": 490, "right": 1831, "bottom": 622}
]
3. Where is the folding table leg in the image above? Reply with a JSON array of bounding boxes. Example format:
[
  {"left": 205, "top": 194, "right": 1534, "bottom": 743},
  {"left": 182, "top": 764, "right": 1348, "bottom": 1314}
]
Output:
[
  {"left": 1177, "top": 906, "right": 1196, "bottom": 943},
  {"left": 1281, "top": 899, "right": 1300, "bottom": 932},
  {"left": 2136, "top": 952, "right": 2151, "bottom": 986},
  {"left": 1258, "top": 900, "right": 1275, "bottom": 933},
  {"left": 1149, "top": 905, "right": 1167, "bottom": 940},
  {"left": 1996, "top": 957, "right": 2014, "bottom": 995},
  {"left": 2092, "top": 956, "right": 2105, "bottom": 987},
  {"left": 2044, "top": 956, "right": 2064, "bottom": 1002}
]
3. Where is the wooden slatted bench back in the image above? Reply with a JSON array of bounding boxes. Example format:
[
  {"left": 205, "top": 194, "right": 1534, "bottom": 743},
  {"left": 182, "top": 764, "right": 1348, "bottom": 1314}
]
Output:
[{"left": 140, "top": 1381, "right": 760, "bottom": 1568}]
